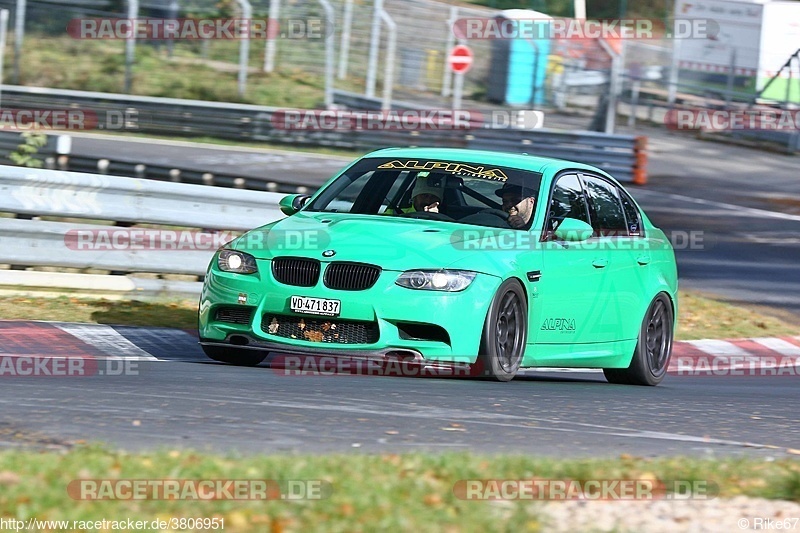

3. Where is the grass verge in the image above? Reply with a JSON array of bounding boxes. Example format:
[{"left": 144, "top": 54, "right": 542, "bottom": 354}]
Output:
[
  {"left": 0, "top": 290, "right": 796, "bottom": 340},
  {"left": 0, "top": 295, "right": 198, "bottom": 328},
  {"left": 677, "top": 290, "right": 799, "bottom": 340},
  {"left": 13, "top": 35, "right": 361, "bottom": 108},
  {"left": 0, "top": 448, "right": 798, "bottom": 532}
]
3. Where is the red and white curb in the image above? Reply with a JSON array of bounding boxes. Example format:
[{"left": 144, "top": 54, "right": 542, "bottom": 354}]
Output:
[
  {"left": 522, "top": 336, "right": 800, "bottom": 375},
  {"left": 0, "top": 321, "right": 798, "bottom": 375},
  {"left": 0, "top": 321, "right": 201, "bottom": 362},
  {"left": 667, "top": 336, "right": 800, "bottom": 376}
]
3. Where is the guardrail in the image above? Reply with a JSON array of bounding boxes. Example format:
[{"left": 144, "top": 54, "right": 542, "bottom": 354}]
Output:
[
  {"left": 60, "top": 155, "right": 317, "bottom": 194},
  {"left": 724, "top": 129, "right": 800, "bottom": 154},
  {"left": 0, "top": 131, "right": 315, "bottom": 193},
  {"left": 0, "top": 165, "right": 284, "bottom": 280},
  {"left": 464, "top": 129, "right": 642, "bottom": 181},
  {"left": 0, "top": 86, "right": 646, "bottom": 181},
  {"left": 331, "top": 89, "right": 423, "bottom": 111}
]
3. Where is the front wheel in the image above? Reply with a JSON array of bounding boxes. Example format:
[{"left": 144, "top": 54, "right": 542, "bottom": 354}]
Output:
[
  {"left": 475, "top": 279, "right": 528, "bottom": 382},
  {"left": 202, "top": 345, "right": 266, "bottom": 367},
  {"left": 603, "top": 293, "right": 674, "bottom": 386}
]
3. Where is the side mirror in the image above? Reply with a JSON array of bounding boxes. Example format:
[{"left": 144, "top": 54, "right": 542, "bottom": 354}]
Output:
[
  {"left": 554, "top": 217, "right": 594, "bottom": 242},
  {"left": 279, "top": 194, "right": 310, "bottom": 216}
]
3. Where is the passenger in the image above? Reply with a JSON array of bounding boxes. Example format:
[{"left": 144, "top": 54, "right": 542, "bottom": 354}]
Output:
[{"left": 404, "top": 175, "right": 442, "bottom": 213}]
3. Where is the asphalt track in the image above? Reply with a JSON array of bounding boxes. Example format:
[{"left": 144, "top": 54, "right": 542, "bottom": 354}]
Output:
[
  {"left": 1, "top": 129, "right": 796, "bottom": 457},
  {"left": 1, "top": 322, "right": 799, "bottom": 457},
  {"left": 3, "top": 362, "right": 798, "bottom": 457}
]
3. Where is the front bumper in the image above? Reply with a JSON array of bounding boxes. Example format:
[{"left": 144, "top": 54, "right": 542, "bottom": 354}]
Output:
[
  {"left": 198, "top": 258, "right": 501, "bottom": 364},
  {"left": 200, "top": 336, "right": 424, "bottom": 361}
]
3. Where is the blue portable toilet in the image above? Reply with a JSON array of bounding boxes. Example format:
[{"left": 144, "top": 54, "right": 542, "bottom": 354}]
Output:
[{"left": 486, "top": 9, "right": 552, "bottom": 106}]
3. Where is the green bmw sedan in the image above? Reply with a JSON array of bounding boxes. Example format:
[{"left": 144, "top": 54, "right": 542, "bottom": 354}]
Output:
[{"left": 198, "top": 148, "right": 677, "bottom": 385}]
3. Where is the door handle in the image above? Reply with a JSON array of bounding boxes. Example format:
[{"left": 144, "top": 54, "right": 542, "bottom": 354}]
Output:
[
  {"left": 592, "top": 258, "right": 608, "bottom": 268},
  {"left": 637, "top": 255, "right": 651, "bottom": 266}
]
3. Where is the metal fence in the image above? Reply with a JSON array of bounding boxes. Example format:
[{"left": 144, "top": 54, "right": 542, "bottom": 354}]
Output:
[
  {"left": 4, "top": 0, "right": 799, "bottom": 112},
  {"left": 0, "top": 164, "right": 283, "bottom": 276},
  {"left": 0, "top": 0, "right": 495, "bottom": 105},
  {"left": 0, "top": 87, "right": 646, "bottom": 181}
]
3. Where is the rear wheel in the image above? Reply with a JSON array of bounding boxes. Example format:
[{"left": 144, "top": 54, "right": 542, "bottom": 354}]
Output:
[
  {"left": 202, "top": 345, "right": 266, "bottom": 367},
  {"left": 603, "top": 293, "right": 673, "bottom": 386},
  {"left": 475, "top": 279, "right": 528, "bottom": 382}
]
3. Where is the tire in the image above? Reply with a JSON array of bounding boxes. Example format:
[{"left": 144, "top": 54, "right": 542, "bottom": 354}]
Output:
[
  {"left": 201, "top": 344, "right": 266, "bottom": 367},
  {"left": 475, "top": 279, "right": 528, "bottom": 382},
  {"left": 603, "top": 293, "right": 674, "bottom": 386}
]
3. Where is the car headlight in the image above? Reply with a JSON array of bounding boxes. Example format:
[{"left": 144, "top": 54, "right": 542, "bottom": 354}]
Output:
[
  {"left": 395, "top": 270, "right": 476, "bottom": 292},
  {"left": 217, "top": 249, "right": 258, "bottom": 274}
]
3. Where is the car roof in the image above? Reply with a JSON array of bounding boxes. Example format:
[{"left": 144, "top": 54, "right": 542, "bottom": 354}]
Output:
[{"left": 362, "top": 147, "right": 608, "bottom": 177}]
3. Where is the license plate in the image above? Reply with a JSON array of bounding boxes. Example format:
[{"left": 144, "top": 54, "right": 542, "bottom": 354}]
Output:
[{"left": 290, "top": 296, "right": 341, "bottom": 317}]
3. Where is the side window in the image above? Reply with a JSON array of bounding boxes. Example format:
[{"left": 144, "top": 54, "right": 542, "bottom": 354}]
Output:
[
  {"left": 582, "top": 176, "right": 628, "bottom": 237},
  {"left": 544, "top": 174, "right": 591, "bottom": 239},
  {"left": 619, "top": 189, "right": 643, "bottom": 236}
]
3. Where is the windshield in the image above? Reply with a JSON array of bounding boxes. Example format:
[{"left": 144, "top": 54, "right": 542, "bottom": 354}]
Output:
[{"left": 304, "top": 157, "right": 543, "bottom": 229}]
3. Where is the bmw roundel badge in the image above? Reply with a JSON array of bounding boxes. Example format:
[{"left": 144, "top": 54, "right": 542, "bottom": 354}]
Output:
[{"left": 322, "top": 250, "right": 336, "bottom": 258}]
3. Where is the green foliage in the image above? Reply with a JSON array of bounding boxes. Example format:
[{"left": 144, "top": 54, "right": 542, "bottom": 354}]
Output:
[
  {"left": 9, "top": 132, "right": 48, "bottom": 168},
  {"left": 18, "top": 35, "right": 329, "bottom": 108},
  {"left": 100, "top": 53, "right": 125, "bottom": 76},
  {"left": 215, "top": 0, "right": 239, "bottom": 18}
]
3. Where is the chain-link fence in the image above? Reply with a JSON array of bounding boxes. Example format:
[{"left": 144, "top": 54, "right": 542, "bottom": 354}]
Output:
[
  {"left": 0, "top": 0, "right": 797, "bottom": 122},
  {"left": 245, "top": 0, "right": 497, "bottom": 103},
  {"left": 0, "top": 0, "right": 498, "bottom": 106}
]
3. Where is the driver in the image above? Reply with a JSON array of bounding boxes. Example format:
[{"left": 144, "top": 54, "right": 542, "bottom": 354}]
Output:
[{"left": 497, "top": 182, "right": 536, "bottom": 229}]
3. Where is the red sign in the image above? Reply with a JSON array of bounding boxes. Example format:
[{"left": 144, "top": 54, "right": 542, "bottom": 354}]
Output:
[{"left": 448, "top": 45, "right": 473, "bottom": 74}]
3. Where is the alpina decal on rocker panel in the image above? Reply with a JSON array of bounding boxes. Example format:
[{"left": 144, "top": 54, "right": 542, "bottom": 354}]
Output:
[{"left": 541, "top": 318, "right": 576, "bottom": 332}]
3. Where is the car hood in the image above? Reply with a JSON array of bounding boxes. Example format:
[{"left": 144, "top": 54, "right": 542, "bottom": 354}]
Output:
[{"left": 229, "top": 212, "right": 519, "bottom": 273}]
